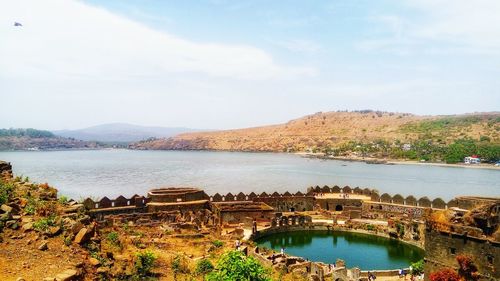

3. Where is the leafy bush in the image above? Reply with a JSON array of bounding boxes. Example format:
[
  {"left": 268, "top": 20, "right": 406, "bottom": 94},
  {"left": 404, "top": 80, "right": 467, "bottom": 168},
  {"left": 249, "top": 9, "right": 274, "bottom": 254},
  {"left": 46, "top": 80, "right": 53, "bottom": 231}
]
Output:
[
  {"left": 410, "top": 259, "right": 424, "bottom": 276},
  {"left": 58, "top": 195, "right": 68, "bottom": 204},
  {"left": 135, "top": 250, "right": 157, "bottom": 276},
  {"left": 206, "top": 250, "right": 271, "bottom": 281},
  {"left": 24, "top": 197, "right": 38, "bottom": 215},
  {"left": 195, "top": 258, "right": 214, "bottom": 275},
  {"left": 396, "top": 223, "right": 405, "bottom": 237},
  {"left": 212, "top": 240, "right": 224, "bottom": 248},
  {"left": 171, "top": 254, "right": 189, "bottom": 275},
  {"left": 106, "top": 231, "right": 120, "bottom": 245},
  {"left": 0, "top": 180, "right": 14, "bottom": 205},
  {"left": 33, "top": 215, "right": 57, "bottom": 231},
  {"left": 366, "top": 224, "right": 375, "bottom": 231}
]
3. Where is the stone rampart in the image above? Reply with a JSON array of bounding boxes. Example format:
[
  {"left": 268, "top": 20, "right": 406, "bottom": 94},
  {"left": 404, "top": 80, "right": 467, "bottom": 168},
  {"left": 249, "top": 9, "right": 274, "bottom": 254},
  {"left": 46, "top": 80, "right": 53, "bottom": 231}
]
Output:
[{"left": 78, "top": 184, "right": 488, "bottom": 222}]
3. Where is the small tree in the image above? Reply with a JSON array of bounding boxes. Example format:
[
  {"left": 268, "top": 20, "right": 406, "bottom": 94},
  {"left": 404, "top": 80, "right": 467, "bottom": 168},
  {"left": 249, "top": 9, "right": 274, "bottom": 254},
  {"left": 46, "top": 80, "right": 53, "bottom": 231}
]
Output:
[
  {"left": 410, "top": 259, "right": 424, "bottom": 276},
  {"left": 195, "top": 258, "right": 214, "bottom": 276},
  {"left": 135, "top": 250, "right": 157, "bottom": 277},
  {"left": 207, "top": 250, "right": 271, "bottom": 281}
]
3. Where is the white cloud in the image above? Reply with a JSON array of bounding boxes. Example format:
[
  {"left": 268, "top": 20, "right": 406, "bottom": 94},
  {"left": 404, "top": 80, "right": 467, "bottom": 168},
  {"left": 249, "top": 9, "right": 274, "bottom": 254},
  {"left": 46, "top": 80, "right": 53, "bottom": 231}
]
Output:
[
  {"left": 0, "top": 0, "right": 315, "bottom": 81},
  {"left": 273, "top": 39, "right": 322, "bottom": 54},
  {"left": 409, "top": 0, "right": 500, "bottom": 49},
  {"left": 357, "top": 0, "right": 500, "bottom": 55}
]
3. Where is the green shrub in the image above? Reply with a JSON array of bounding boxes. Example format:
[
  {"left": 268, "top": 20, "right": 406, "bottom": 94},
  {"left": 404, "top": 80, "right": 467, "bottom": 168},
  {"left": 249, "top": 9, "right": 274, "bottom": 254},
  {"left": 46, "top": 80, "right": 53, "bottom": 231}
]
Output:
[
  {"left": 0, "top": 180, "right": 14, "bottom": 205},
  {"left": 212, "top": 240, "right": 224, "bottom": 248},
  {"left": 206, "top": 250, "right": 271, "bottom": 281},
  {"left": 135, "top": 250, "right": 157, "bottom": 276},
  {"left": 58, "top": 195, "right": 68, "bottom": 204},
  {"left": 396, "top": 223, "right": 405, "bottom": 237},
  {"left": 195, "top": 258, "right": 214, "bottom": 275},
  {"left": 33, "top": 215, "right": 57, "bottom": 231},
  {"left": 106, "top": 231, "right": 120, "bottom": 245},
  {"left": 24, "top": 197, "right": 39, "bottom": 215},
  {"left": 366, "top": 224, "right": 375, "bottom": 231},
  {"left": 171, "top": 254, "right": 189, "bottom": 275},
  {"left": 411, "top": 259, "right": 424, "bottom": 276}
]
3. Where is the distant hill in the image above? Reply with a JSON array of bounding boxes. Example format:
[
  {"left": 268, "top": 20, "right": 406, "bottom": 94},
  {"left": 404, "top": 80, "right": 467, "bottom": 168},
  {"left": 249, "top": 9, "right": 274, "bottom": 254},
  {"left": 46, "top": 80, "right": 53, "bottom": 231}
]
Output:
[
  {"left": 0, "top": 128, "right": 100, "bottom": 150},
  {"left": 53, "top": 123, "right": 202, "bottom": 143},
  {"left": 130, "top": 111, "right": 500, "bottom": 163}
]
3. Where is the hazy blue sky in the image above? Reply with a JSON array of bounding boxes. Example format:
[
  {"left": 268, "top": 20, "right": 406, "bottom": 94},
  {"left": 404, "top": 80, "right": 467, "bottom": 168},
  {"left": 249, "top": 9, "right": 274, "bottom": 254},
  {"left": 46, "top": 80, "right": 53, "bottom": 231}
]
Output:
[{"left": 1, "top": 0, "right": 499, "bottom": 130}]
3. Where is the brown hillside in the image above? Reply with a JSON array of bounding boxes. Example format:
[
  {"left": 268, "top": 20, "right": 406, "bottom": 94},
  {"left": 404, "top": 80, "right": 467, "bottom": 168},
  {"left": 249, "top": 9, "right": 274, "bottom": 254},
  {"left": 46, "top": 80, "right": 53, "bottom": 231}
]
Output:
[{"left": 131, "top": 111, "right": 500, "bottom": 152}]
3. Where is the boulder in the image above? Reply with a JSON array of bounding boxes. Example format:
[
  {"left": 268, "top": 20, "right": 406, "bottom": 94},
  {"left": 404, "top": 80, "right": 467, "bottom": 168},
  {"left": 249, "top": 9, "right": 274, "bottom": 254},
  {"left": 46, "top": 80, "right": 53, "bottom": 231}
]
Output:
[
  {"left": 38, "top": 241, "right": 48, "bottom": 251},
  {"left": 1, "top": 204, "right": 13, "bottom": 213},
  {"left": 21, "top": 217, "right": 33, "bottom": 223},
  {"left": 55, "top": 269, "right": 77, "bottom": 281},
  {"left": 7, "top": 220, "right": 19, "bottom": 230},
  {"left": 74, "top": 228, "right": 90, "bottom": 244},
  {"left": 48, "top": 226, "right": 61, "bottom": 237},
  {"left": 96, "top": 267, "right": 108, "bottom": 274},
  {"left": 89, "top": 257, "right": 100, "bottom": 266},
  {"left": 22, "top": 223, "right": 33, "bottom": 232},
  {"left": 310, "top": 274, "right": 321, "bottom": 281}
]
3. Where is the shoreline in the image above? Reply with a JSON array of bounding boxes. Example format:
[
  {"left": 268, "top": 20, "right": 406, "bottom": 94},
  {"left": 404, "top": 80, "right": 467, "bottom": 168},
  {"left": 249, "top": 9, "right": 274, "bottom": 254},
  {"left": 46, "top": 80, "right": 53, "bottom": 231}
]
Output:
[{"left": 298, "top": 153, "right": 500, "bottom": 171}]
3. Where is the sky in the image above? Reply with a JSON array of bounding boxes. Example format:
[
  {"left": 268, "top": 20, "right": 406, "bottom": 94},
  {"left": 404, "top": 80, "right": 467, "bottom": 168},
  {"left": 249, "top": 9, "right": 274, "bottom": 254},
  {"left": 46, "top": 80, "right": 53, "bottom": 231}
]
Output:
[{"left": 1, "top": 0, "right": 499, "bottom": 130}]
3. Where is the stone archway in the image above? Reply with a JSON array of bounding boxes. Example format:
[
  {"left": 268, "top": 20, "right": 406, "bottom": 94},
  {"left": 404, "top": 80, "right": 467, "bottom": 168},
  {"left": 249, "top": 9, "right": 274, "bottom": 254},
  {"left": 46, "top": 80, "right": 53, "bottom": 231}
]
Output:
[{"left": 335, "top": 205, "right": 343, "bottom": 211}]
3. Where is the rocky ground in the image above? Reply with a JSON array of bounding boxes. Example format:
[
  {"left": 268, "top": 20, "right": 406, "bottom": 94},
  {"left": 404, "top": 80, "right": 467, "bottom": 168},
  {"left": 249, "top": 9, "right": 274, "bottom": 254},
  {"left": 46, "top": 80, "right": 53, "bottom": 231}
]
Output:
[{"left": 0, "top": 172, "right": 306, "bottom": 281}]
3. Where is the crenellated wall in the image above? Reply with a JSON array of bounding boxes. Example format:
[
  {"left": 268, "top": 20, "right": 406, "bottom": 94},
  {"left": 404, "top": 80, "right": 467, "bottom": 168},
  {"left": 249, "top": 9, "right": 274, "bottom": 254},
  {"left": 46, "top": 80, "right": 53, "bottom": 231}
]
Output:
[{"left": 79, "top": 184, "right": 486, "bottom": 222}]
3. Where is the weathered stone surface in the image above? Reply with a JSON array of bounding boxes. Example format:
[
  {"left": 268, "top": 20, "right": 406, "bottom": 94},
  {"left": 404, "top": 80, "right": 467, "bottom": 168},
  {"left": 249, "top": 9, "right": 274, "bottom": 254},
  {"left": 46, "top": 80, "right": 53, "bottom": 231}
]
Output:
[
  {"left": 21, "top": 217, "right": 33, "bottom": 223},
  {"left": 48, "top": 226, "right": 61, "bottom": 237},
  {"left": 74, "top": 228, "right": 90, "bottom": 244},
  {"left": 1, "top": 204, "right": 13, "bottom": 213},
  {"left": 96, "top": 267, "right": 108, "bottom": 274},
  {"left": 7, "top": 220, "right": 19, "bottom": 229},
  {"left": 42, "top": 278, "right": 55, "bottom": 281},
  {"left": 55, "top": 269, "right": 77, "bottom": 281},
  {"left": 38, "top": 241, "right": 48, "bottom": 251},
  {"left": 22, "top": 222, "right": 33, "bottom": 232},
  {"left": 89, "top": 257, "right": 100, "bottom": 266}
]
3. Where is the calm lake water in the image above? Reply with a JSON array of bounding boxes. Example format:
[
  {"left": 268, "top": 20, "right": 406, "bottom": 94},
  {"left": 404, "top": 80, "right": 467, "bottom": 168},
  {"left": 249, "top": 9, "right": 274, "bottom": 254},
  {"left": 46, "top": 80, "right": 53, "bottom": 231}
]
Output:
[
  {"left": 0, "top": 150, "right": 498, "bottom": 200},
  {"left": 255, "top": 230, "right": 425, "bottom": 270}
]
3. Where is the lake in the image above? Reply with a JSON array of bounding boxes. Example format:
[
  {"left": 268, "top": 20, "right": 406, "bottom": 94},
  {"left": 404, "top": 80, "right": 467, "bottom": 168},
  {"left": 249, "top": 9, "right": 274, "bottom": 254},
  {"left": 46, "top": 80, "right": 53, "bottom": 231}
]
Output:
[
  {"left": 0, "top": 150, "right": 498, "bottom": 200},
  {"left": 254, "top": 230, "right": 425, "bottom": 270}
]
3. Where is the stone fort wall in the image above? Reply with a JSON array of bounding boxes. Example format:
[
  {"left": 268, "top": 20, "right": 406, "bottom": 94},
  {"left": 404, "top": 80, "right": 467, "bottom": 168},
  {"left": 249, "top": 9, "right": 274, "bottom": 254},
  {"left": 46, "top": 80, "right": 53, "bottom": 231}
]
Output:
[{"left": 80, "top": 184, "right": 469, "bottom": 215}]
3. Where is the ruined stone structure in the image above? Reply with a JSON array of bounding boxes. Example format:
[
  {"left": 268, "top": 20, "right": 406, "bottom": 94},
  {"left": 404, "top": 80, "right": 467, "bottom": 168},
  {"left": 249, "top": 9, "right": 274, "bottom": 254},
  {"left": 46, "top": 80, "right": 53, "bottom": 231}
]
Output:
[
  {"left": 212, "top": 201, "right": 274, "bottom": 225},
  {"left": 146, "top": 187, "right": 209, "bottom": 212},
  {"left": 0, "top": 160, "right": 13, "bottom": 180},
  {"left": 424, "top": 200, "right": 500, "bottom": 281},
  {"left": 81, "top": 184, "right": 496, "bottom": 225},
  {"left": 79, "top": 184, "right": 499, "bottom": 280}
]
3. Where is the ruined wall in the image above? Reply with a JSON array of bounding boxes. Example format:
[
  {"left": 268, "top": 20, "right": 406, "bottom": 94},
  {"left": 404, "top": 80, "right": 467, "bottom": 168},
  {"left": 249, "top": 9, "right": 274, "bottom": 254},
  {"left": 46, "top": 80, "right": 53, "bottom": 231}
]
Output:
[
  {"left": 362, "top": 202, "right": 428, "bottom": 219},
  {"left": 0, "top": 161, "right": 13, "bottom": 180},
  {"left": 220, "top": 210, "right": 274, "bottom": 225},
  {"left": 254, "top": 196, "right": 315, "bottom": 212},
  {"left": 316, "top": 198, "right": 363, "bottom": 212},
  {"left": 424, "top": 229, "right": 499, "bottom": 281},
  {"left": 147, "top": 201, "right": 209, "bottom": 213}
]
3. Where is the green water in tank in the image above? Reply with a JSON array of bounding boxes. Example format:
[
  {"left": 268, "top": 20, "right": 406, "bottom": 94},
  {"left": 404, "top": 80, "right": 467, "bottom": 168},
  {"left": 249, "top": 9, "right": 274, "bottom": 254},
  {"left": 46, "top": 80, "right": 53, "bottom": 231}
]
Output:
[{"left": 254, "top": 230, "right": 424, "bottom": 270}]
